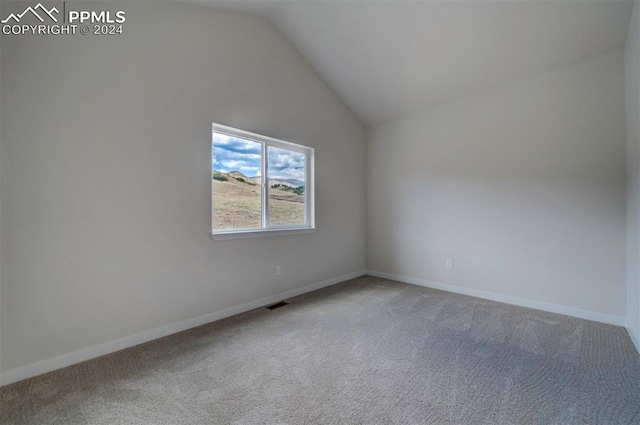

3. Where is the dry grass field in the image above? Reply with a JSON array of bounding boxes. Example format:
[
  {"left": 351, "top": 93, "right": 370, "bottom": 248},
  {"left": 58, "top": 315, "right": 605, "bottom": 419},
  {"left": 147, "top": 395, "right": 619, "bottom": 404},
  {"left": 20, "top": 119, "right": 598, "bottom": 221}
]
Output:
[{"left": 213, "top": 171, "right": 304, "bottom": 230}]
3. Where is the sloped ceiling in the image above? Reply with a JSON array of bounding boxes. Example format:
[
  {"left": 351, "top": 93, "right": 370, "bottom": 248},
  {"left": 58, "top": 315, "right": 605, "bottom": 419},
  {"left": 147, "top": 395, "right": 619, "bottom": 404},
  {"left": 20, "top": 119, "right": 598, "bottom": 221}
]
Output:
[{"left": 186, "top": 0, "right": 633, "bottom": 126}]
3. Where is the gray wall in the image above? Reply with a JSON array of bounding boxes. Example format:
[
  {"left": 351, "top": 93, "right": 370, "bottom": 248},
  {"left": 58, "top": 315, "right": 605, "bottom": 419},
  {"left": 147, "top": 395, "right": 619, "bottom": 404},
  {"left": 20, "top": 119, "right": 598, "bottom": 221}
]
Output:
[
  {"left": 627, "top": 1, "right": 640, "bottom": 346},
  {"left": 367, "top": 51, "right": 627, "bottom": 318},
  {"left": 0, "top": 7, "right": 3, "bottom": 377},
  {"left": 0, "top": 1, "right": 366, "bottom": 374}
]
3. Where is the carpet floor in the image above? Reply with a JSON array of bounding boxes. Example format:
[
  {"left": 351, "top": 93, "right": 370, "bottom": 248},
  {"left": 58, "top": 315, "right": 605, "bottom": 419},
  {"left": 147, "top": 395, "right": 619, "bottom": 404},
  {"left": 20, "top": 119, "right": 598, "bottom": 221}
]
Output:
[{"left": 1, "top": 276, "right": 640, "bottom": 424}]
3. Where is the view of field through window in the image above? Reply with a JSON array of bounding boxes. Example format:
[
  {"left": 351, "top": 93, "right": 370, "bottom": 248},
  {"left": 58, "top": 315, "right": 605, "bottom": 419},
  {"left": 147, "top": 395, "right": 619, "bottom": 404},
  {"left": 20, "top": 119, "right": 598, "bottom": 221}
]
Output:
[
  {"left": 268, "top": 146, "right": 306, "bottom": 226},
  {"left": 212, "top": 132, "right": 306, "bottom": 231}
]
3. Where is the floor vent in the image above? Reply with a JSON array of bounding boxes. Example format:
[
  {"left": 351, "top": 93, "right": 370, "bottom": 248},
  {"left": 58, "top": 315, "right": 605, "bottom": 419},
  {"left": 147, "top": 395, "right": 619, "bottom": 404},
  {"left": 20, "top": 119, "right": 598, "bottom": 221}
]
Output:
[{"left": 266, "top": 301, "right": 289, "bottom": 310}]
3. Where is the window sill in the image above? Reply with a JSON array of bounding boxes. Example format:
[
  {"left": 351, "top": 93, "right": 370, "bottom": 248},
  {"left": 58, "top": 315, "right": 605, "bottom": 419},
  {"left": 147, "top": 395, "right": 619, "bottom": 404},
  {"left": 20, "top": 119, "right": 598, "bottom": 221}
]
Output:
[{"left": 211, "top": 227, "right": 316, "bottom": 241}]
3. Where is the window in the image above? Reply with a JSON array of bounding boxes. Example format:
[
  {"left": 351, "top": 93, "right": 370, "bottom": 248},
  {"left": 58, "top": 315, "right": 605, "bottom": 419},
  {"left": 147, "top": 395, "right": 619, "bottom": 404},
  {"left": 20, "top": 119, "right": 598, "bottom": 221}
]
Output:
[{"left": 212, "top": 123, "right": 315, "bottom": 240}]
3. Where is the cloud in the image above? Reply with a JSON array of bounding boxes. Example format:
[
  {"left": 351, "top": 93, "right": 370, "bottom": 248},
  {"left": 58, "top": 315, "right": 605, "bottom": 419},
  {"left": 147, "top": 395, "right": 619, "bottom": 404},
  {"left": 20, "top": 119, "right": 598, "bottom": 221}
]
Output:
[
  {"left": 268, "top": 147, "right": 305, "bottom": 182},
  {"left": 212, "top": 133, "right": 306, "bottom": 182},
  {"left": 213, "top": 133, "right": 261, "bottom": 154},
  {"left": 212, "top": 133, "right": 261, "bottom": 177}
]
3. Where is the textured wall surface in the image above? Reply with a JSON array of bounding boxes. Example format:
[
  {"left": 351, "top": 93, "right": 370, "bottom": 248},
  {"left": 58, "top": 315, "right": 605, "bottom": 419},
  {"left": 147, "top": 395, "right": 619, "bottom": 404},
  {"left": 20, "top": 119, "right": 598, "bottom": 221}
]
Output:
[
  {"left": 626, "top": 1, "right": 640, "bottom": 346},
  {"left": 0, "top": 1, "right": 366, "bottom": 374},
  {"left": 367, "top": 51, "right": 626, "bottom": 317}
]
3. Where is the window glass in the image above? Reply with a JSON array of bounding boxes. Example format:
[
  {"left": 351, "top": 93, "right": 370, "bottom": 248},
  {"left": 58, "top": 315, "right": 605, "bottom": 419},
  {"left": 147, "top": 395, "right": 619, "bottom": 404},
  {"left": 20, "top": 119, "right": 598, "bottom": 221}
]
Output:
[
  {"left": 212, "top": 124, "right": 314, "bottom": 239},
  {"left": 212, "top": 133, "right": 262, "bottom": 230},
  {"left": 268, "top": 146, "right": 306, "bottom": 226}
]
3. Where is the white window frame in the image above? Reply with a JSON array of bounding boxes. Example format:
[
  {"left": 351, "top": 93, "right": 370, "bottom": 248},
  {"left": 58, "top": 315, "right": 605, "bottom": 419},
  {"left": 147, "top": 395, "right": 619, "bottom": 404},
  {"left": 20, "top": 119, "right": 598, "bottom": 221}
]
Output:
[{"left": 211, "top": 123, "right": 315, "bottom": 241}]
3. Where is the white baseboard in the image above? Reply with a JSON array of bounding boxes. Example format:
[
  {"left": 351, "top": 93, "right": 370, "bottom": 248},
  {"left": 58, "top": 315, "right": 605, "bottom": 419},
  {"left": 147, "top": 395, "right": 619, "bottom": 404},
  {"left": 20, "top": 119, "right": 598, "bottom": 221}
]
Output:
[
  {"left": 367, "top": 270, "right": 627, "bottom": 327},
  {"left": 0, "top": 270, "right": 367, "bottom": 387},
  {"left": 626, "top": 323, "right": 640, "bottom": 356}
]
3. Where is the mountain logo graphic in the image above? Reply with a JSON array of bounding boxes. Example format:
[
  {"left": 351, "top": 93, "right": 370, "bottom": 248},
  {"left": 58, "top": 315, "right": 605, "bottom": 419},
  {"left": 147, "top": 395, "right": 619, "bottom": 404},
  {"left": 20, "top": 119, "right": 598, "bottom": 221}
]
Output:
[{"left": 1, "top": 3, "right": 59, "bottom": 24}]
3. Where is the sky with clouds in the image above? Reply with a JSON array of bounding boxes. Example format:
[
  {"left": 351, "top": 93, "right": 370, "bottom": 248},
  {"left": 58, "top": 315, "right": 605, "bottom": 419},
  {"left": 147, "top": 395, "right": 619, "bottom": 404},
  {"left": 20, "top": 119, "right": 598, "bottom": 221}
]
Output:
[{"left": 213, "top": 133, "right": 305, "bottom": 182}]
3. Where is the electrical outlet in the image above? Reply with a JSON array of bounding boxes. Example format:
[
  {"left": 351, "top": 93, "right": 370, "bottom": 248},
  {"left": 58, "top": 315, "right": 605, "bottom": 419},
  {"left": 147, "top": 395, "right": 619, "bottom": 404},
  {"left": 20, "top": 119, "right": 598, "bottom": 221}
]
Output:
[
  {"left": 275, "top": 265, "right": 281, "bottom": 276},
  {"left": 446, "top": 258, "right": 454, "bottom": 269}
]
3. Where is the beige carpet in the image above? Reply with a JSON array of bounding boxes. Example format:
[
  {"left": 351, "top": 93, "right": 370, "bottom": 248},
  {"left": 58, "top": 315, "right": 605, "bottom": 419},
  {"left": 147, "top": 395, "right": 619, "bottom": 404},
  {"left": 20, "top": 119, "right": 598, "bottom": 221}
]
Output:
[{"left": 2, "top": 276, "right": 639, "bottom": 424}]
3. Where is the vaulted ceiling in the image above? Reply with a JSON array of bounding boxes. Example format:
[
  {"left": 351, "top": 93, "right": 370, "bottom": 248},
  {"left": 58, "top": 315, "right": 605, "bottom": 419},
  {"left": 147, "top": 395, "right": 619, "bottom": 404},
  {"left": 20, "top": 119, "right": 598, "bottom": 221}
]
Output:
[{"left": 186, "top": 0, "right": 633, "bottom": 126}]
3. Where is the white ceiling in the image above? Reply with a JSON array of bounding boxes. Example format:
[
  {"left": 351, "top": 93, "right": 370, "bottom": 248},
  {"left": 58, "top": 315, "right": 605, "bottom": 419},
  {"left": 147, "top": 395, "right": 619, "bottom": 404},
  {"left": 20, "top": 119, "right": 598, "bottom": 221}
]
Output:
[{"left": 186, "top": 0, "right": 633, "bottom": 126}]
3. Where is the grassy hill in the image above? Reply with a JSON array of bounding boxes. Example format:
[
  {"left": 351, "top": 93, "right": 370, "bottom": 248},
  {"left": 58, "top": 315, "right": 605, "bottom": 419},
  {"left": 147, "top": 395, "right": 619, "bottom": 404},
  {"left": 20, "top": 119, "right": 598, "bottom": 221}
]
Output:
[{"left": 212, "top": 170, "right": 305, "bottom": 229}]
